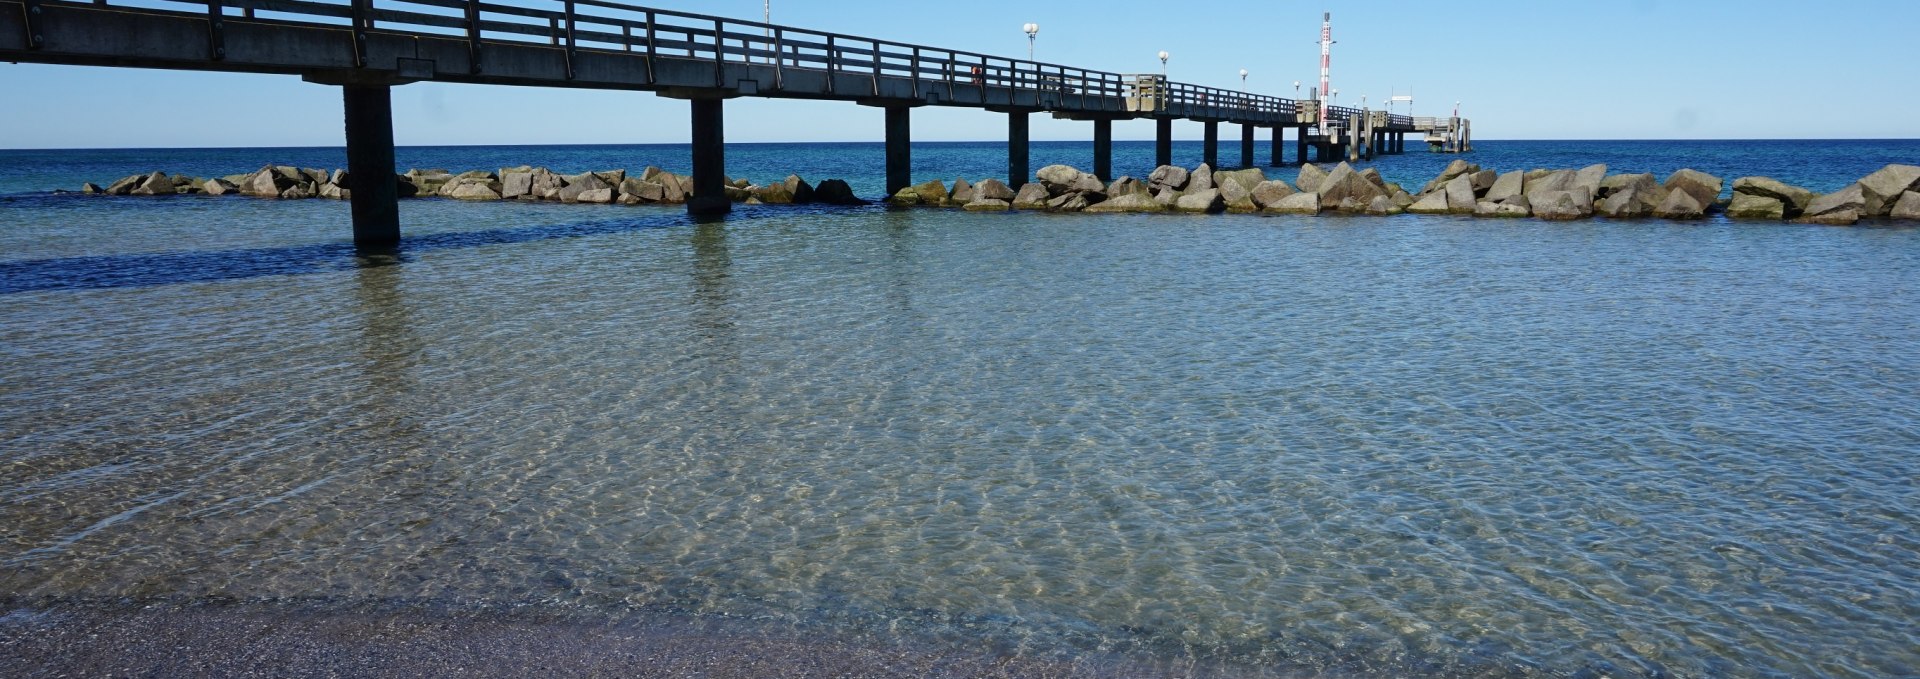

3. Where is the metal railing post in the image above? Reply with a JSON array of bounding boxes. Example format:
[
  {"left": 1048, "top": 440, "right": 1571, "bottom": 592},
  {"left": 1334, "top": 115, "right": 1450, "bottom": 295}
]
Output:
[
  {"left": 870, "top": 40, "right": 881, "bottom": 96},
  {"left": 711, "top": 18, "right": 723, "bottom": 87},
  {"left": 348, "top": 0, "right": 368, "bottom": 67},
  {"left": 643, "top": 11, "right": 656, "bottom": 83},
  {"left": 466, "top": 0, "right": 481, "bottom": 73},
  {"left": 205, "top": 0, "right": 226, "bottom": 61},
  {"left": 825, "top": 35, "right": 836, "bottom": 94},
  {"left": 562, "top": 0, "right": 576, "bottom": 79}
]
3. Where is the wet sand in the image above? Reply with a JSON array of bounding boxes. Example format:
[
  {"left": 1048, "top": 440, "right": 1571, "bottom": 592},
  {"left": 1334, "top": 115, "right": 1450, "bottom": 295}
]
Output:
[{"left": 0, "top": 603, "right": 1282, "bottom": 678}]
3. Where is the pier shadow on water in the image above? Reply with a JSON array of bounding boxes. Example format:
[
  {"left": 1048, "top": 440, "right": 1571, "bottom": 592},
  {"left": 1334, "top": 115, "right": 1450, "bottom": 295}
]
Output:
[{"left": 0, "top": 210, "right": 762, "bottom": 295}]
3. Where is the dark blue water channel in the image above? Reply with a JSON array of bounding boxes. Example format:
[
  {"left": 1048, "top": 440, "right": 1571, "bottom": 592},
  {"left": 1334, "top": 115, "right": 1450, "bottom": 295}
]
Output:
[{"left": 1, "top": 141, "right": 1917, "bottom": 677}]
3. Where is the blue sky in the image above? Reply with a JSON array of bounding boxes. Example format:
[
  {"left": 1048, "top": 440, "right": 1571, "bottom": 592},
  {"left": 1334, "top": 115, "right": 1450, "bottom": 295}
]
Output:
[{"left": 1, "top": 0, "right": 1914, "bottom": 148}]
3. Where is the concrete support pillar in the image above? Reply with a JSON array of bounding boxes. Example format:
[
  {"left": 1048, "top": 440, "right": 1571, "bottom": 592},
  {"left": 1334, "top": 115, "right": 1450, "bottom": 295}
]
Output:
[
  {"left": 1270, "top": 126, "right": 1284, "bottom": 167},
  {"left": 884, "top": 106, "right": 911, "bottom": 196},
  {"left": 1296, "top": 132, "right": 1309, "bottom": 167},
  {"left": 1008, "top": 109, "right": 1030, "bottom": 186},
  {"left": 1155, "top": 117, "right": 1173, "bottom": 168},
  {"left": 1092, "top": 118, "right": 1113, "bottom": 181},
  {"left": 688, "top": 97, "right": 730, "bottom": 215},
  {"left": 1240, "top": 124, "right": 1256, "bottom": 169},
  {"left": 343, "top": 84, "right": 399, "bottom": 247},
  {"left": 1202, "top": 121, "right": 1219, "bottom": 169},
  {"left": 1463, "top": 120, "right": 1472, "bottom": 152}
]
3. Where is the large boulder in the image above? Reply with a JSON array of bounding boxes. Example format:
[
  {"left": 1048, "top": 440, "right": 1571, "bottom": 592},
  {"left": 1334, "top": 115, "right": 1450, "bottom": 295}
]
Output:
[
  {"left": 1294, "top": 163, "right": 1328, "bottom": 193},
  {"left": 1268, "top": 191, "right": 1320, "bottom": 214},
  {"left": 1474, "top": 201, "right": 1530, "bottom": 218},
  {"left": 1084, "top": 193, "right": 1167, "bottom": 213},
  {"left": 499, "top": 167, "right": 535, "bottom": 199},
  {"left": 1533, "top": 191, "right": 1593, "bottom": 221},
  {"left": 577, "top": 187, "right": 615, "bottom": 204},
  {"left": 974, "top": 178, "right": 1016, "bottom": 202},
  {"left": 1469, "top": 170, "right": 1499, "bottom": 197},
  {"left": 1407, "top": 190, "right": 1450, "bottom": 214},
  {"left": 782, "top": 175, "right": 816, "bottom": 204},
  {"left": 1663, "top": 169, "right": 1723, "bottom": 209},
  {"left": 1797, "top": 184, "right": 1864, "bottom": 224},
  {"left": 1444, "top": 174, "right": 1478, "bottom": 214},
  {"left": 1485, "top": 171, "right": 1526, "bottom": 203},
  {"left": 202, "top": 178, "right": 237, "bottom": 196},
  {"left": 1045, "top": 192, "right": 1092, "bottom": 212},
  {"left": 104, "top": 174, "right": 146, "bottom": 196},
  {"left": 1216, "top": 168, "right": 1268, "bottom": 193},
  {"left": 813, "top": 179, "right": 865, "bottom": 205},
  {"left": 1173, "top": 188, "right": 1225, "bottom": 213},
  {"left": 1365, "top": 196, "right": 1402, "bottom": 215},
  {"left": 1318, "top": 162, "right": 1386, "bottom": 207},
  {"left": 1218, "top": 178, "right": 1258, "bottom": 212},
  {"left": 891, "top": 179, "right": 948, "bottom": 206},
  {"left": 1188, "top": 164, "right": 1215, "bottom": 192},
  {"left": 1037, "top": 165, "right": 1089, "bottom": 195},
  {"left": 1652, "top": 189, "right": 1706, "bottom": 220},
  {"left": 1012, "top": 183, "right": 1051, "bottom": 209},
  {"left": 1419, "top": 159, "right": 1476, "bottom": 194},
  {"left": 752, "top": 181, "right": 796, "bottom": 204},
  {"left": 1147, "top": 165, "right": 1190, "bottom": 193},
  {"left": 1858, "top": 164, "right": 1920, "bottom": 217},
  {"left": 1597, "top": 186, "right": 1658, "bottom": 219},
  {"left": 1250, "top": 180, "right": 1296, "bottom": 209},
  {"left": 1890, "top": 192, "right": 1920, "bottom": 220},
  {"left": 1107, "top": 176, "right": 1149, "bottom": 197},
  {"left": 949, "top": 178, "right": 976, "bottom": 205},
  {"left": 964, "top": 199, "right": 1011, "bottom": 211},
  {"left": 448, "top": 182, "right": 503, "bottom": 201},
  {"left": 1598, "top": 173, "right": 1656, "bottom": 199},
  {"left": 129, "top": 171, "right": 173, "bottom": 196},
  {"left": 529, "top": 169, "right": 565, "bottom": 200},
  {"left": 556, "top": 172, "right": 607, "bottom": 203},
  {"left": 1730, "top": 177, "right": 1810, "bottom": 217},
  {"left": 243, "top": 166, "right": 300, "bottom": 197},
  {"left": 1725, "top": 193, "right": 1785, "bottom": 220},
  {"left": 1572, "top": 164, "right": 1608, "bottom": 199}
]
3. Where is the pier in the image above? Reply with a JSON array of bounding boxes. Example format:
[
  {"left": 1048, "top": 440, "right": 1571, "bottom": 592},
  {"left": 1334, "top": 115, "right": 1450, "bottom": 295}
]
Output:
[{"left": 0, "top": 0, "right": 1468, "bottom": 244}]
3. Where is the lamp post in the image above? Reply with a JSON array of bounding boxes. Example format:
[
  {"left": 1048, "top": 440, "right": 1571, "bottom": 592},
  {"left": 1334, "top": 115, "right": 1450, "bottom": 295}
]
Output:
[
  {"left": 1240, "top": 68, "right": 1248, "bottom": 84},
  {"left": 1023, "top": 23, "right": 1038, "bottom": 61},
  {"left": 1158, "top": 50, "right": 1169, "bottom": 78}
]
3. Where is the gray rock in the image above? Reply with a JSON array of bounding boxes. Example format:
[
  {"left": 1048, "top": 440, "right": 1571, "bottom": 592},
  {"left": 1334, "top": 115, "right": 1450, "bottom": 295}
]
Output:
[
  {"left": 783, "top": 175, "right": 815, "bottom": 204},
  {"left": 129, "top": 171, "right": 172, "bottom": 196},
  {"left": 1294, "top": 163, "right": 1328, "bottom": 193},
  {"left": 1391, "top": 190, "right": 1415, "bottom": 208},
  {"left": 81, "top": 182, "right": 104, "bottom": 195},
  {"left": 1012, "top": 183, "right": 1051, "bottom": 209},
  {"left": 1802, "top": 183, "right": 1865, "bottom": 219},
  {"left": 1147, "top": 165, "right": 1190, "bottom": 192},
  {"left": 1573, "top": 164, "right": 1608, "bottom": 199},
  {"left": 1365, "top": 196, "right": 1401, "bottom": 215},
  {"left": 1420, "top": 159, "right": 1476, "bottom": 194},
  {"left": 557, "top": 173, "right": 608, "bottom": 202},
  {"left": 1188, "top": 164, "right": 1215, "bottom": 192},
  {"left": 1663, "top": 169, "right": 1723, "bottom": 208},
  {"left": 1407, "top": 191, "right": 1450, "bottom": 214},
  {"left": 724, "top": 186, "right": 754, "bottom": 202},
  {"left": 1036, "top": 164, "right": 1083, "bottom": 191},
  {"left": 1797, "top": 208, "right": 1860, "bottom": 226},
  {"left": 1219, "top": 178, "right": 1257, "bottom": 212},
  {"left": 449, "top": 183, "right": 502, "bottom": 200},
  {"left": 813, "top": 179, "right": 865, "bottom": 205},
  {"left": 751, "top": 181, "right": 796, "bottom": 204},
  {"left": 202, "top": 178, "right": 237, "bottom": 196},
  {"left": 1046, "top": 192, "right": 1091, "bottom": 212},
  {"left": 1652, "top": 189, "right": 1706, "bottom": 220},
  {"left": 622, "top": 179, "right": 666, "bottom": 202},
  {"left": 1107, "top": 177, "right": 1148, "bottom": 197},
  {"left": 1890, "top": 191, "right": 1920, "bottom": 220},
  {"left": 279, "top": 184, "right": 315, "bottom": 200},
  {"left": 1469, "top": 170, "right": 1499, "bottom": 197},
  {"left": 1858, "top": 164, "right": 1920, "bottom": 217},
  {"left": 1597, "top": 186, "right": 1658, "bottom": 219},
  {"left": 1250, "top": 180, "right": 1296, "bottom": 209},
  {"left": 1725, "top": 193, "right": 1785, "bottom": 220},
  {"left": 1216, "top": 168, "right": 1268, "bottom": 193},
  {"left": 974, "top": 178, "right": 1016, "bottom": 202},
  {"left": 1598, "top": 173, "right": 1657, "bottom": 199},
  {"left": 1486, "top": 171, "right": 1526, "bottom": 203},
  {"left": 1318, "top": 162, "right": 1385, "bottom": 208},
  {"left": 949, "top": 178, "right": 976, "bottom": 205},
  {"left": 1084, "top": 193, "right": 1167, "bottom": 213},
  {"left": 1444, "top": 174, "right": 1477, "bottom": 214},
  {"left": 576, "top": 187, "right": 615, "bottom": 204},
  {"left": 1174, "top": 188, "right": 1226, "bottom": 213},
  {"left": 105, "top": 174, "right": 146, "bottom": 196},
  {"left": 1533, "top": 190, "right": 1593, "bottom": 221},
  {"left": 1153, "top": 187, "right": 1180, "bottom": 207},
  {"left": 317, "top": 182, "right": 347, "bottom": 200},
  {"left": 963, "top": 198, "right": 1012, "bottom": 211},
  {"left": 1731, "top": 177, "right": 1812, "bottom": 217},
  {"left": 531, "top": 169, "right": 565, "bottom": 200},
  {"left": 1268, "top": 191, "right": 1320, "bottom": 214},
  {"left": 243, "top": 167, "right": 295, "bottom": 197},
  {"left": 1474, "top": 201, "right": 1530, "bottom": 218},
  {"left": 1360, "top": 168, "right": 1387, "bottom": 189},
  {"left": 891, "top": 179, "right": 948, "bottom": 206},
  {"left": 501, "top": 170, "right": 535, "bottom": 199}
]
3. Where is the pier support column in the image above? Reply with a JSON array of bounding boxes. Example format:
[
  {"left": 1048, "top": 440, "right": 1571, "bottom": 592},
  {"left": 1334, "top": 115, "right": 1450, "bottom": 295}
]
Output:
[
  {"left": 1008, "top": 109, "right": 1031, "bottom": 186},
  {"left": 1155, "top": 117, "right": 1173, "bottom": 168},
  {"left": 1296, "top": 132, "right": 1309, "bottom": 166},
  {"left": 885, "top": 105, "right": 911, "bottom": 196},
  {"left": 1270, "top": 127, "right": 1284, "bottom": 167},
  {"left": 1201, "top": 121, "right": 1219, "bottom": 169},
  {"left": 1240, "top": 124, "right": 1256, "bottom": 168},
  {"left": 343, "top": 84, "right": 399, "bottom": 247},
  {"left": 1093, "top": 118, "right": 1113, "bottom": 181},
  {"left": 688, "top": 97, "right": 730, "bottom": 216}
]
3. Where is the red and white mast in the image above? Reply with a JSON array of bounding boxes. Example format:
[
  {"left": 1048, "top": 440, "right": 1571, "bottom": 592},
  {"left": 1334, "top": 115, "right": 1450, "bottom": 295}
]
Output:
[{"left": 1319, "top": 12, "right": 1333, "bottom": 129}]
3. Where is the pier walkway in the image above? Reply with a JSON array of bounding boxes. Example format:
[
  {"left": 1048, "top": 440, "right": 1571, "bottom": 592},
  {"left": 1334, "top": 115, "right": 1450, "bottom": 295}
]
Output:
[{"left": 1, "top": 0, "right": 1470, "bottom": 243}]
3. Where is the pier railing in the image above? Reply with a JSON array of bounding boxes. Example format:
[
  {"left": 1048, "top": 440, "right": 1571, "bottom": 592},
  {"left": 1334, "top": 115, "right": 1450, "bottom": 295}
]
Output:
[{"left": 50, "top": 0, "right": 1306, "bottom": 121}]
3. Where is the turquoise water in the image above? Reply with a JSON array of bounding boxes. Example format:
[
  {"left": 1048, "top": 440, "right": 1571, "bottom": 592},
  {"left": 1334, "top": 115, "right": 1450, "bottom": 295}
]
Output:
[{"left": 2, "top": 141, "right": 1918, "bottom": 677}]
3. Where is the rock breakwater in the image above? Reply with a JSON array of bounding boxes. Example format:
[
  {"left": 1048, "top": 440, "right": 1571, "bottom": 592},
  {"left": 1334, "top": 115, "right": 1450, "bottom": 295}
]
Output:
[{"left": 82, "top": 165, "right": 868, "bottom": 207}]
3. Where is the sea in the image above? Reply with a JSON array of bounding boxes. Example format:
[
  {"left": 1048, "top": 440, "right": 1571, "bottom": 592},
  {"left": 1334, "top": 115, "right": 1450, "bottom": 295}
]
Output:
[{"left": 2, "top": 140, "right": 1917, "bottom": 677}]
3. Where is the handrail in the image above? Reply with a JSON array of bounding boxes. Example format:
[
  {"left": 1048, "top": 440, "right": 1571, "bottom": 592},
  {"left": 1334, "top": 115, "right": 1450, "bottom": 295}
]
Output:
[{"left": 52, "top": 0, "right": 1324, "bottom": 122}]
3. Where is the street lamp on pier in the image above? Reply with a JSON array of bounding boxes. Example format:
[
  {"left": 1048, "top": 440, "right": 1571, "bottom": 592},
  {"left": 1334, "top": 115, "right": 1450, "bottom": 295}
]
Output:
[
  {"left": 1023, "top": 23, "right": 1039, "bottom": 61},
  {"left": 1158, "top": 50, "right": 1169, "bottom": 78}
]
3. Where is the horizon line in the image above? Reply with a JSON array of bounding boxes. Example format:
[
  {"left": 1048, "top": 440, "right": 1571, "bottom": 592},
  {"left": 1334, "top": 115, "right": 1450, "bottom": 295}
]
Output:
[{"left": 6, "top": 138, "right": 1919, "bottom": 152}]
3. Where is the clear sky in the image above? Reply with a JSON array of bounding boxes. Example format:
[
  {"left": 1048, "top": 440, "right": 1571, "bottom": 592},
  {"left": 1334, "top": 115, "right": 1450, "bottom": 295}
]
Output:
[{"left": 1, "top": 0, "right": 1914, "bottom": 148}]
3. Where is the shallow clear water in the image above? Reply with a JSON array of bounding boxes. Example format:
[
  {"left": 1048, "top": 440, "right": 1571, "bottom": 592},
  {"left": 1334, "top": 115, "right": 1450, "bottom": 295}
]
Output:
[{"left": 2, "top": 142, "right": 1919, "bottom": 677}]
